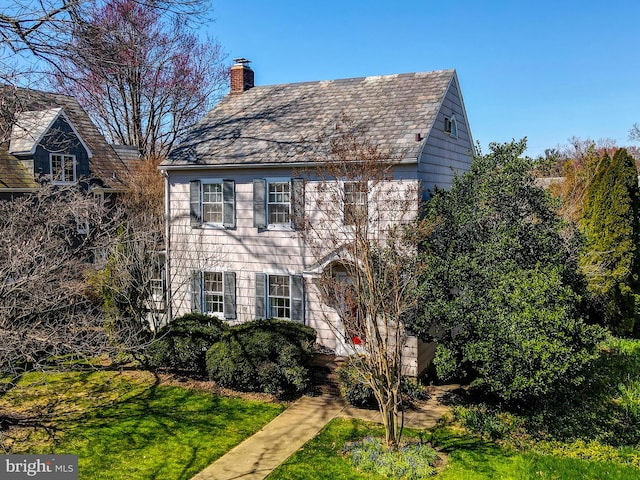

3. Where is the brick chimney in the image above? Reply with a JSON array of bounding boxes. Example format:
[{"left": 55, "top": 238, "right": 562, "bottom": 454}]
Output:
[{"left": 230, "top": 58, "right": 254, "bottom": 94}]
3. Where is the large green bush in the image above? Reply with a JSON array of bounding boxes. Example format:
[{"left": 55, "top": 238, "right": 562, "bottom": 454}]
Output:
[
  {"left": 206, "top": 319, "right": 316, "bottom": 397},
  {"left": 147, "top": 313, "right": 228, "bottom": 374}
]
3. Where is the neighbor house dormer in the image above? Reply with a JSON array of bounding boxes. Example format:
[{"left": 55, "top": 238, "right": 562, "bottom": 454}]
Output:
[{"left": 9, "top": 107, "right": 92, "bottom": 184}]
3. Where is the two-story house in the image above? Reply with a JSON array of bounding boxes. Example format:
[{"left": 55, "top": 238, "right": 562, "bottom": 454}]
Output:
[
  {"left": 160, "top": 60, "right": 474, "bottom": 376},
  {"left": 0, "top": 87, "right": 130, "bottom": 200}
]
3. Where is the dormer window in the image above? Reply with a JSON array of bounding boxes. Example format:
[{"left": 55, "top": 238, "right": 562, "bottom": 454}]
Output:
[
  {"left": 444, "top": 115, "right": 458, "bottom": 138},
  {"left": 50, "top": 153, "right": 76, "bottom": 183}
]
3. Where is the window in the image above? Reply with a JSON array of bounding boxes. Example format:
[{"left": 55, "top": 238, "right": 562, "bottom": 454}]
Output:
[
  {"left": 268, "top": 182, "right": 291, "bottom": 225},
  {"left": 268, "top": 275, "right": 290, "bottom": 319},
  {"left": 444, "top": 115, "right": 458, "bottom": 138},
  {"left": 50, "top": 153, "right": 76, "bottom": 183},
  {"left": 150, "top": 253, "right": 166, "bottom": 310},
  {"left": 255, "top": 273, "right": 304, "bottom": 322},
  {"left": 203, "top": 272, "right": 224, "bottom": 314},
  {"left": 190, "top": 179, "right": 235, "bottom": 228},
  {"left": 344, "top": 181, "right": 368, "bottom": 225},
  {"left": 191, "top": 271, "right": 236, "bottom": 319},
  {"left": 203, "top": 183, "right": 223, "bottom": 223},
  {"left": 253, "top": 178, "right": 304, "bottom": 229}
]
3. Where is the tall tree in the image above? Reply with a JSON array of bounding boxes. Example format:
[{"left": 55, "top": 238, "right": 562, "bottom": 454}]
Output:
[
  {"left": 580, "top": 148, "right": 640, "bottom": 336},
  {"left": 412, "top": 139, "right": 605, "bottom": 402},
  {"left": 0, "top": 185, "right": 122, "bottom": 380},
  {"left": 300, "top": 118, "right": 425, "bottom": 448},
  {"left": 48, "top": 0, "right": 228, "bottom": 158}
]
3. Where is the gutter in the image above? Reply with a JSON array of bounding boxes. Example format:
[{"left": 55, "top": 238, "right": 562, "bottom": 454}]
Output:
[{"left": 157, "top": 156, "right": 419, "bottom": 172}]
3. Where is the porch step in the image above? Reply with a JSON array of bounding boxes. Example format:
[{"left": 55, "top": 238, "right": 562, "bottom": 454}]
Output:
[{"left": 310, "top": 353, "right": 344, "bottom": 398}]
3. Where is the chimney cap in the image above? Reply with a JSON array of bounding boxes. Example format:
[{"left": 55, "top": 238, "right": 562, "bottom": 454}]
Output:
[{"left": 233, "top": 58, "right": 251, "bottom": 65}]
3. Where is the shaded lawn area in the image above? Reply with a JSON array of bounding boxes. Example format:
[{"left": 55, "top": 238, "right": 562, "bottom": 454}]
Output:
[
  {"left": 267, "top": 418, "right": 640, "bottom": 480},
  {"left": 0, "top": 370, "right": 285, "bottom": 480}
]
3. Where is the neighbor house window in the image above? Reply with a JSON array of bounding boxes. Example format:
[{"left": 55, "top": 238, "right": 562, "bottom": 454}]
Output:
[
  {"left": 253, "top": 178, "right": 304, "bottom": 230},
  {"left": 190, "top": 179, "right": 235, "bottom": 228},
  {"left": 343, "top": 181, "right": 368, "bottom": 225},
  {"left": 254, "top": 273, "right": 304, "bottom": 322},
  {"left": 50, "top": 153, "right": 76, "bottom": 183},
  {"left": 191, "top": 270, "right": 236, "bottom": 319},
  {"left": 444, "top": 115, "right": 458, "bottom": 138}
]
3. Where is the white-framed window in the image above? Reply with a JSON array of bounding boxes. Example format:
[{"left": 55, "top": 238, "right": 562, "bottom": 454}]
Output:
[
  {"left": 150, "top": 252, "right": 166, "bottom": 309},
  {"left": 267, "top": 182, "right": 291, "bottom": 225},
  {"left": 50, "top": 153, "right": 76, "bottom": 183},
  {"left": 203, "top": 271, "right": 224, "bottom": 315},
  {"left": 253, "top": 178, "right": 304, "bottom": 230},
  {"left": 202, "top": 183, "right": 223, "bottom": 224},
  {"left": 255, "top": 273, "right": 304, "bottom": 322},
  {"left": 191, "top": 270, "right": 236, "bottom": 319},
  {"left": 343, "top": 181, "right": 368, "bottom": 225},
  {"left": 444, "top": 114, "right": 458, "bottom": 138},
  {"left": 190, "top": 179, "right": 235, "bottom": 228},
  {"left": 268, "top": 274, "right": 290, "bottom": 319}
]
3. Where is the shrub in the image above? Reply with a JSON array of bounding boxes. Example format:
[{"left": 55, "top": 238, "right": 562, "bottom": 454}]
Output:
[
  {"left": 147, "top": 313, "right": 228, "bottom": 374},
  {"left": 337, "top": 359, "right": 429, "bottom": 409},
  {"left": 344, "top": 437, "right": 439, "bottom": 479},
  {"left": 206, "top": 319, "right": 316, "bottom": 397}
]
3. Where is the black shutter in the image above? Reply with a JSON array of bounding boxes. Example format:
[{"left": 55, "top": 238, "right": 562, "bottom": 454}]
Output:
[
  {"left": 255, "top": 272, "right": 266, "bottom": 319},
  {"left": 292, "top": 178, "right": 304, "bottom": 230},
  {"left": 190, "top": 271, "right": 202, "bottom": 313},
  {"left": 189, "top": 180, "right": 202, "bottom": 227},
  {"left": 223, "top": 180, "right": 236, "bottom": 228},
  {"left": 223, "top": 271, "right": 236, "bottom": 320},
  {"left": 290, "top": 274, "right": 304, "bottom": 323},
  {"left": 253, "top": 179, "right": 267, "bottom": 228}
]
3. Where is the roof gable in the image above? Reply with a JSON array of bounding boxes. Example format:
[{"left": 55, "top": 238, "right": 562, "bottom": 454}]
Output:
[
  {"left": 0, "top": 87, "right": 129, "bottom": 190},
  {"left": 164, "top": 69, "right": 458, "bottom": 168},
  {"left": 9, "top": 107, "right": 93, "bottom": 158}
]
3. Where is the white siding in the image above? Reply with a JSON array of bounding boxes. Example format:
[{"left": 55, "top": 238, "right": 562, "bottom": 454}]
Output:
[{"left": 419, "top": 77, "right": 473, "bottom": 197}]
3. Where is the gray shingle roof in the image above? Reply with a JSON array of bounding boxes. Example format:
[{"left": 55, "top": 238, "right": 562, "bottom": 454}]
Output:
[{"left": 164, "top": 69, "right": 455, "bottom": 167}]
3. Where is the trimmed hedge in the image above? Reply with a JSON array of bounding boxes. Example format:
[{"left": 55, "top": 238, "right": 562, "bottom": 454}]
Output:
[
  {"left": 147, "top": 313, "right": 228, "bottom": 374},
  {"left": 206, "top": 319, "right": 316, "bottom": 397}
]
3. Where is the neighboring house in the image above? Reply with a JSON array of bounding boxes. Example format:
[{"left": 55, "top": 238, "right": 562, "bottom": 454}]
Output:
[
  {"left": 0, "top": 86, "right": 130, "bottom": 200},
  {"left": 160, "top": 60, "right": 474, "bottom": 376}
]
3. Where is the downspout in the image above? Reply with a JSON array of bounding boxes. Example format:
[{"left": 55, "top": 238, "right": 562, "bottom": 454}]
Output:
[{"left": 162, "top": 168, "right": 172, "bottom": 323}]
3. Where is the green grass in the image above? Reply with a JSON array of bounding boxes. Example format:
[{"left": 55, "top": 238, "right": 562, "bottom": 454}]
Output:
[
  {"left": 0, "top": 370, "right": 285, "bottom": 480},
  {"left": 267, "top": 418, "right": 640, "bottom": 480}
]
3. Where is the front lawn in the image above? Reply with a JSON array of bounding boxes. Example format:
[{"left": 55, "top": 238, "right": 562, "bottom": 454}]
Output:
[
  {"left": 0, "top": 370, "right": 285, "bottom": 480},
  {"left": 267, "top": 418, "right": 640, "bottom": 479}
]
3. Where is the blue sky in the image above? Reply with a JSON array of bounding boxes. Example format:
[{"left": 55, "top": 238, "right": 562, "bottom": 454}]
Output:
[{"left": 207, "top": 0, "right": 640, "bottom": 157}]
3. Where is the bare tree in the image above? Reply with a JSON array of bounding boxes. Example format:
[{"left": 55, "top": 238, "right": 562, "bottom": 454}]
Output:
[
  {"left": 0, "top": 184, "right": 122, "bottom": 381},
  {"left": 47, "top": 0, "right": 228, "bottom": 158},
  {"left": 300, "top": 118, "right": 426, "bottom": 448}
]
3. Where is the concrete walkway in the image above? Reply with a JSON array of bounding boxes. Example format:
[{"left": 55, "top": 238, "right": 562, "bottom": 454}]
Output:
[{"left": 190, "top": 386, "right": 456, "bottom": 480}]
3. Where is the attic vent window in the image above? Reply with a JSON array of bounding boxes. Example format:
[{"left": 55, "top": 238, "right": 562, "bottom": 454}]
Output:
[{"left": 444, "top": 115, "right": 458, "bottom": 138}]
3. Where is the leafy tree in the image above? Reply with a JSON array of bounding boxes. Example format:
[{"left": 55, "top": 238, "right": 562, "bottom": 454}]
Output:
[
  {"left": 579, "top": 148, "right": 640, "bottom": 336},
  {"left": 412, "top": 139, "right": 606, "bottom": 402},
  {"left": 48, "top": 0, "right": 228, "bottom": 158}
]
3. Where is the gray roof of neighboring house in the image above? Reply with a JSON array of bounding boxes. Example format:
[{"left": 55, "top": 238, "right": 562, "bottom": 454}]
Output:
[
  {"left": 0, "top": 86, "right": 129, "bottom": 190},
  {"left": 163, "top": 69, "right": 456, "bottom": 168}
]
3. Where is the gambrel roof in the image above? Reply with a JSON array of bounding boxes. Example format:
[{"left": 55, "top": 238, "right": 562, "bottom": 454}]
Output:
[
  {"left": 164, "top": 69, "right": 469, "bottom": 168},
  {"left": 0, "top": 87, "right": 128, "bottom": 190}
]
